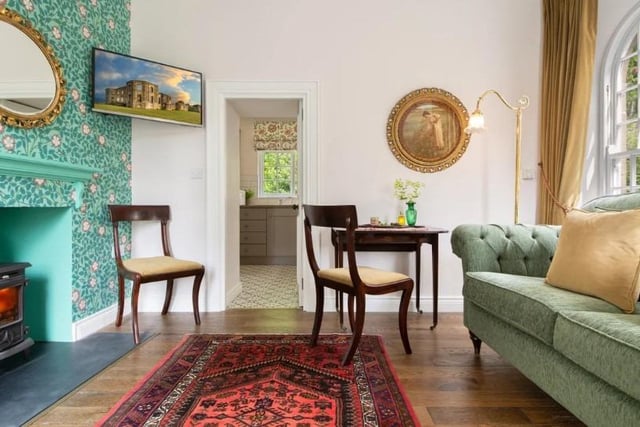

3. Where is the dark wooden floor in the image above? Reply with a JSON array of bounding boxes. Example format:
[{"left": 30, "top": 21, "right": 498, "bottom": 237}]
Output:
[{"left": 27, "top": 310, "right": 584, "bottom": 426}]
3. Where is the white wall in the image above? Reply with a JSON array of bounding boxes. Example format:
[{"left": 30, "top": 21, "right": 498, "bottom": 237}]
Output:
[
  {"left": 129, "top": 121, "right": 207, "bottom": 311},
  {"left": 130, "top": 0, "right": 543, "bottom": 313},
  {"left": 128, "top": 1, "right": 640, "bottom": 315}
]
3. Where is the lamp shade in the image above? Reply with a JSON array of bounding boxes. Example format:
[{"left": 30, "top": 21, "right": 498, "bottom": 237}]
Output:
[{"left": 465, "top": 109, "right": 485, "bottom": 134}]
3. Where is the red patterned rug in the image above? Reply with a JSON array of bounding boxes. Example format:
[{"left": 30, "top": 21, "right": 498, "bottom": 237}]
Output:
[{"left": 97, "top": 334, "right": 418, "bottom": 426}]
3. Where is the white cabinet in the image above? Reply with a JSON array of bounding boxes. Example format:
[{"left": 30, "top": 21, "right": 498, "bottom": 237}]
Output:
[
  {"left": 240, "top": 206, "right": 297, "bottom": 264},
  {"left": 240, "top": 208, "right": 267, "bottom": 257}
]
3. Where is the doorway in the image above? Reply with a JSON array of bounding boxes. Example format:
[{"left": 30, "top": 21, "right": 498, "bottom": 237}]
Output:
[
  {"left": 204, "top": 81, "right": 318, "bottom": 313},
  {"left": 232, "top": 102, "right": 300, "bottom": 309}
]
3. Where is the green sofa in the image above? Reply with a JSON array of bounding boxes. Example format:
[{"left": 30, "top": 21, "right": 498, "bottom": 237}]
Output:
[{"left": 451, "top": 193, "right": 640, "bottom": 427}]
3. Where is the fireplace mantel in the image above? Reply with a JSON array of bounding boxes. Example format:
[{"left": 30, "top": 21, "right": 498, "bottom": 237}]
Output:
[{"left": 0, "top": 152, "right": 99, "bottom": 208}]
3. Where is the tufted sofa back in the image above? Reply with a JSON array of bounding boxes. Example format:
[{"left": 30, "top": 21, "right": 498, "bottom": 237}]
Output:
[
  {"left": 580, "top": 192, "right": 640, "bottom": 211},
  {"left": 452, "top": 192, "right": 640, "bottom": 278},
  {"left": 451, "top": 224, "right": 560, "bottom": 277}
]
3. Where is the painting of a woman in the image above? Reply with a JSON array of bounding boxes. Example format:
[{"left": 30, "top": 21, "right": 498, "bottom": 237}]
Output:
[
  {"left": 386, "top": 87, "right": 470, "bottom": 173},
  {"left": 399, "top": 102, "right": 459, "bottom": 161}
]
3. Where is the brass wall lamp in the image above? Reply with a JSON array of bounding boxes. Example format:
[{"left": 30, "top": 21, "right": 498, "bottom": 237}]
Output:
[{"left": 465, "top": 89, "right": 530, "bottom": 223}]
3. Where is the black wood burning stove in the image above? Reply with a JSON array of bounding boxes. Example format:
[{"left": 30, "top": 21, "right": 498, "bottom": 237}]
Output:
[{"left": 0, "top": 262, "right": 33, "bottom": 361}]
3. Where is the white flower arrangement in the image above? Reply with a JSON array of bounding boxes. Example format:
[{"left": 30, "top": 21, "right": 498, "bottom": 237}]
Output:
[{"left": 394, "top": 178, "right": 424, "bottom": 203}]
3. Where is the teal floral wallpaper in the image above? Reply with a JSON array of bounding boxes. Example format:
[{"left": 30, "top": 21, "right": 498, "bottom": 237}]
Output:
[{"left": 1, "top": 0, "right": 132, "bottom": 323}]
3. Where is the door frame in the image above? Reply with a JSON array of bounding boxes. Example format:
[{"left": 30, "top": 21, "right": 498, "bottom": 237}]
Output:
[{"left": 204, "top": 81, "right": 318, "bottom": 312}]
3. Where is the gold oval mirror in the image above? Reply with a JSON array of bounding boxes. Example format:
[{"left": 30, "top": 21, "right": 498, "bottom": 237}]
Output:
[{"left": 0, "top": 7, "right": 65, "bottom": 128}]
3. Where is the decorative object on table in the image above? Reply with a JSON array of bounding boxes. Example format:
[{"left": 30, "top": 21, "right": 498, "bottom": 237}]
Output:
[
  {"left": 387, "top": 87, "right": 470, "bottom": 173},
  {"left": 465, "top": 89, "right": 530, "bottom": 223},
  {"left": 394, "top": 178, "right": 424, "bottom": 226},
  {"left": 97, "top": 334, "right": 420, "bottom": 426},
  {"left": 397, "top": 212, "right": 406, "bottom": 226},
  {"left": 405, "top": 201, "right": 418, "bottom": 226}
]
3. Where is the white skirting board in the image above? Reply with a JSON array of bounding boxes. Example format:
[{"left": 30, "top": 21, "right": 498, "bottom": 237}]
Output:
[
  {"left": 324, "top": 295, "right": 463, "bottom": 313},
  {"left": 72, "top": 299, "right": 131, "bottom": 341},
  {"left": 71, "top": 296, "right": 464, "bottom": 341},
  {"left": 226, "top": 282, "right": 242, "bottom": 307}
]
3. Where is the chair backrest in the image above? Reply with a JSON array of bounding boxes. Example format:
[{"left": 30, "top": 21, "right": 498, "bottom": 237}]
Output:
[
  {"left": 109, "top": 205, "right": 171, "bottom": 222},
  {"left": 303, "top": 204, "right": 362, "bottom": 285},
  {"left": 108, "top": 205, "right": 173, "bottom": 262}
]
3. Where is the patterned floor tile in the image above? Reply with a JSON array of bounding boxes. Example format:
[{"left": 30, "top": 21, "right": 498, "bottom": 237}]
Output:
[{"left": 228, "top": 265, "right": 299, "bottom": 309}]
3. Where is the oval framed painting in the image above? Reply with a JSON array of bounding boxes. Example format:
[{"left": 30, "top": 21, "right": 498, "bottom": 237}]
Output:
[{"left": 386, "top": 87, "right": 470, "bottom": 173}]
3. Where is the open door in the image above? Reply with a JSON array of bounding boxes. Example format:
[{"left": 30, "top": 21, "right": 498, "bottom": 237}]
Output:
[{"left": 296, "top": 99, "right": 304, "bottom": 307}]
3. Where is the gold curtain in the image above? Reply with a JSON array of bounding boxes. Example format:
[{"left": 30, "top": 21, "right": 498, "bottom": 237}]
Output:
[{"left": 537, "top": 0, "right": 597, "bottom": 224}]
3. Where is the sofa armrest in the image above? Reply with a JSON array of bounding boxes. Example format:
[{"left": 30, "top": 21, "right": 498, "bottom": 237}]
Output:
[{"left": 451, "top": 224, "right": 560, "bottom": 278}]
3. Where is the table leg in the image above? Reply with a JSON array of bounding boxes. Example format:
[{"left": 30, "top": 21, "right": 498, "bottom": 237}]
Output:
[
  {"left": 415, "top": 244, "right": 422, "bottom": 313},
  {"left": 430, "top": 235, "right": 439, "bottom": 329}
]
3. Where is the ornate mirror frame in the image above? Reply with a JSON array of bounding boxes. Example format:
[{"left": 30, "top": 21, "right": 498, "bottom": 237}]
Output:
[
  {"left": 0, "top": 7, "right": 66, "bottom": 128},
  {"left": 386, "top": 87, "right": 469, "bottom": 173}
]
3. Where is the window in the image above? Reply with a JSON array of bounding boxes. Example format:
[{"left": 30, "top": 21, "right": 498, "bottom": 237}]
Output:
[
  {"left": 603, "top": 7, "right": 640, "bottom": 194},
  {"left": 258, "top": 150, "right": 297, "bottom": 197}
]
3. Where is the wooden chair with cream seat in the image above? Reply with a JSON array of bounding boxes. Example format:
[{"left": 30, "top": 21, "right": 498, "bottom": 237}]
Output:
[
  {"left": 108, "top": 205, "right": 205, "bottom": 344},
  {"left": 302, "top": 204, "right": 413, "bottom": 365}
]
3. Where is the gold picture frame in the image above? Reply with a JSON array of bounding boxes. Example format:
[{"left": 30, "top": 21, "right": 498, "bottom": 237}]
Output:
[
  {"left": 0, "top": 7, "right": 66, "bottom": 128},
  {"left": 386, "top": 87, "right": 469, "bottom": 173}
]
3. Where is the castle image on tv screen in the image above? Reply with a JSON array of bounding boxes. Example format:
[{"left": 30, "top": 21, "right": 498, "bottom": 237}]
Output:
[{"left": 92, "top": 48, "right": 203, "bottom": 126}]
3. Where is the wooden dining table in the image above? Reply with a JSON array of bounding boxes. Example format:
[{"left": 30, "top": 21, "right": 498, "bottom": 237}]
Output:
[{"left": 331, "top": 224, "right": 449, "bottom": 329}]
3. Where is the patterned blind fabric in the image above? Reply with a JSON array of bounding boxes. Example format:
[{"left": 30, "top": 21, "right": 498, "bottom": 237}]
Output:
[{"left": 254, "top": 120, "right": 297, "bottom": 150}]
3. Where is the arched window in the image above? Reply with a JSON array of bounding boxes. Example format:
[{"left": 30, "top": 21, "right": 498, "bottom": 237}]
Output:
[{"left": 602, "top": 6, "right": 640, "bottom": 194}]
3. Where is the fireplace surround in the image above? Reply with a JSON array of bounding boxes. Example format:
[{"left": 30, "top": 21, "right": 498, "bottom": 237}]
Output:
[{"left": 0, "top": 153, "right": 97, "bottom": 342}]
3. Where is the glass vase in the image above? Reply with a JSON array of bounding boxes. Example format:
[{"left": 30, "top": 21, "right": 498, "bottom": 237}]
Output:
[{"left": 405, "top": 202, "right": 417, "bottom": 226}]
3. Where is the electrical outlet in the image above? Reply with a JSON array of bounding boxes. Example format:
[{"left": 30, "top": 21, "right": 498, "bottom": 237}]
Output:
[
  {"left": 521, "top": 168, "right": 535, "bottom": 180},
  {"left": 190, "top": 168, "right": 204, "bottom": 179}
]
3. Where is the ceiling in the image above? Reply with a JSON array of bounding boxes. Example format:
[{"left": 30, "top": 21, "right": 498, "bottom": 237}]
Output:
[{"left": 228, "top": 98, "right": 298, "bottom": 119}]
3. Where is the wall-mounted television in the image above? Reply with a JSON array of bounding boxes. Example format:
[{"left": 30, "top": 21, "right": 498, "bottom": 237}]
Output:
[{"left": 91, "top": 48, "right": 203, "bottom": 127}]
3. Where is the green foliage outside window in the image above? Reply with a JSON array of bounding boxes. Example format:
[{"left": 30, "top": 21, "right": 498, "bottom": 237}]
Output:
[
  {"left": 613, "top": 36, "right": 640, "bottom": 193},
  {"left": 260, "top": 151, "right": 297, "bottom": 197}
]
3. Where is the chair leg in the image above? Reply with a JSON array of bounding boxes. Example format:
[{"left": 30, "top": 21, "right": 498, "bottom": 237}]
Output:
[
  {"left": 342, "top": 295, "right": 365, "bottom": 365},
  {"left": 310, "top": 286, "right": 325, "bottom": 347},
  {"left": 192, "top": 270, "right": 204, "bottom": 325},
  {"left": 347, "top": 294, "right": 355, "bottom": 332},
  {"left": 336, "top": 290, "right": 344, "bottom": 329},
  {"left": 398, "top": 286, "right": 412, "bottom": 355},
  {"left": 469, "top": 330, "right": 482, "bottom": 355},
  {"left": 161, "top": 279, "right": 174, "bottom": 315},
  {"left": 115, "top": 276, "right": 125, "bottom": 327},
  {"left": 131, "top": 280, "right": 141, "bottom": 345}
]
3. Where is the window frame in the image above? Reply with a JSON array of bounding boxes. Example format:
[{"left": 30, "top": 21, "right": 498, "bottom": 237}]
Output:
[
  {"left": 601, "top": 4, "right": 640, "bottom": 194},
  {"left": 257, "top": 149, "right": 298, "bottom": 198}
]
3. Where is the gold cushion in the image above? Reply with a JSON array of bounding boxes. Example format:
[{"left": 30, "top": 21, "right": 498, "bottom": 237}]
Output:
[
  {"left": 318, "top": 266, "right": 409, "bottom": 287},
  {"left": 123, "top": 256, "right": 203, "bottom": 276},
  {"left": 545, "top": 209, "right": 640, "bottom": 313}
]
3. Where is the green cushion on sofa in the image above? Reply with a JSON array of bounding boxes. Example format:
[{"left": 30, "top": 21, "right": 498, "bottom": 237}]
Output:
[
  {"left": 554, "top": 310, "right": 640, "bottom": 403},
  {"left": 464, "top": 272, "right": 625, "bottom": 345}
]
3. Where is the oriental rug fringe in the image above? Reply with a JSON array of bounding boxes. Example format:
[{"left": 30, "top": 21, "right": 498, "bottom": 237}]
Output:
[{"left": 97, "top": 334, "right": 418, "bottom": 426}]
